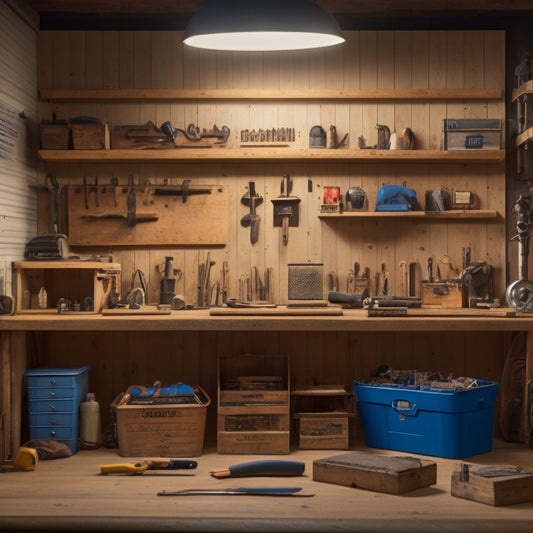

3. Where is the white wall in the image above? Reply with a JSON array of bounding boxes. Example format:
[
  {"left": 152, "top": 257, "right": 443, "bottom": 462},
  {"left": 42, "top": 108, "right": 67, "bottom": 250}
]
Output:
[{"left": 0, "top": 0, "right": 38, "bottom": 297}]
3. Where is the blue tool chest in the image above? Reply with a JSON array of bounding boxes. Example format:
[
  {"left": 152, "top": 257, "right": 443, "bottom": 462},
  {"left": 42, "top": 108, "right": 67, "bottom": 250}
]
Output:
[
  {"left": 353, "top": 380, "right": 499, "bottom": 459},
  {"left": 24, "top": 366, "right": 90, "bottom": 454}
]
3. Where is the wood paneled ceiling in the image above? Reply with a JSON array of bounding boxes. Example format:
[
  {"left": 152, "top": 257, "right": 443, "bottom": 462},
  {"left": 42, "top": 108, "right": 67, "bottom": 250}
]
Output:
[
  {"left": 25, "top": 0, "right": 533, "bottom": 30},
  {"left": 25, "top": 1, "right": 533, "bottom": 15}
]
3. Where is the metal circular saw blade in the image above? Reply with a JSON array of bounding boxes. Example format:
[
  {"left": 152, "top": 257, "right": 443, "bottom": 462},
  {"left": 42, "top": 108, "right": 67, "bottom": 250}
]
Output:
[{"left": 506, "top": 279, "right": 533, "bottom": 312}]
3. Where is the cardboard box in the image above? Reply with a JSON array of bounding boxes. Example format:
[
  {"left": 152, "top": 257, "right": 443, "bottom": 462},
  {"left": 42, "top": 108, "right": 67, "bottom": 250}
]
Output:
[
  {"left": 116, "top": 386, "right": 210, "bottom": 457},
  {"left": 442, "top": 118, "right": 502, "bottom": 150},
  {"left": 353, "top": 380, "right": 499, "bottom": 459}
]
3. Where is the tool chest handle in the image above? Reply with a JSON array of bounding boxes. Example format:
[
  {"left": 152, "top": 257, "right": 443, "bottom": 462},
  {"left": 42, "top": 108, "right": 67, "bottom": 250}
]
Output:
[{"left": 391, "top": 399, "right": 418, "bottom": 416}]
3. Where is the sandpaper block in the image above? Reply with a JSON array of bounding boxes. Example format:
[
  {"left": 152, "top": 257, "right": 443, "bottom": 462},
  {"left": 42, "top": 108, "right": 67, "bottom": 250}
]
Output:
[
  {"left": 313, "top": 451, "right": 437, "bottom": 495},
  {"left": 451, "top": 463, "right": 533, "bottom": 506}
]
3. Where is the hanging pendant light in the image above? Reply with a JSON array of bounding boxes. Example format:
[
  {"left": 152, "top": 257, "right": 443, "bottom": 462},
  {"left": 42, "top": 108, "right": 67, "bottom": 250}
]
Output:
[{"left": 183, "top": 0, "right": 344, "bottom": 52}]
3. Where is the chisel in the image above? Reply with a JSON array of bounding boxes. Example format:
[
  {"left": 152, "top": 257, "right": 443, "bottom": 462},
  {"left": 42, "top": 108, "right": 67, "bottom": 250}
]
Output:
[{"left": 211, "top": 460, "right": 305, "bottom": 479}]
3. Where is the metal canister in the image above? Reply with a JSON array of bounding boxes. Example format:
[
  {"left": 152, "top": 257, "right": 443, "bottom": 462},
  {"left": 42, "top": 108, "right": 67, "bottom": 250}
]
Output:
[{"left": 79, "top": 392, "right": 101, "bottom": 448}]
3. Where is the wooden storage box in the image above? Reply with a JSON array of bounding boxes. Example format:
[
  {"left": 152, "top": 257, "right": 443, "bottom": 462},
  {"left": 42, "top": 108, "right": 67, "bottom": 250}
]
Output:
[
  {"left": 40, "top": 121, "right": 69, "bottom": 149},
  {"left": 298, "top": 412, "right": 349, "bottom": 449},
  {"left": 442, "top": 118, "right": 502, "bottom": 150},
  {"left": 71, "top": 119, "right": 107, "bottom": 150},
  {"left": 217, "top": 354, "right": 290, "bottom": 454},
  {"left": 451, "top": 463, "right": 533, "bottom": 506},
  {"left": 116, "top": 386, "right": 210, "bottom": 457},
  {"left": 421, "top": 280, "right": 465, "bottom": 308},
  {"left": 13, "top": 261, "right": 121, "bottom": 314}
]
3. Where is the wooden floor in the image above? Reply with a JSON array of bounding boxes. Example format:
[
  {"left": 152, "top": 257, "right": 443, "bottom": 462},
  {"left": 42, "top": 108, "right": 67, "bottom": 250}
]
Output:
[{"left": 1, "top": 439, "right": 532, "bottom": 532}]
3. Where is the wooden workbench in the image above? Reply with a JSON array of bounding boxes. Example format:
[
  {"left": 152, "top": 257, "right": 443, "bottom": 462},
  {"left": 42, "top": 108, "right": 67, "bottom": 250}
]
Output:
[
  {"left": 1, "top": 308, "right": 533, "bottom": 461},
  {"left": 1, "top": 309, "right": 533, "bottom": 531}
]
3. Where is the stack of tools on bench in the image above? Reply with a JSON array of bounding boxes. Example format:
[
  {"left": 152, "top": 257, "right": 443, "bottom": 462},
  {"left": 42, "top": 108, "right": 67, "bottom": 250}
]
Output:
[{"left": 361, "top": 366, "right": 482, "bottom": 392}]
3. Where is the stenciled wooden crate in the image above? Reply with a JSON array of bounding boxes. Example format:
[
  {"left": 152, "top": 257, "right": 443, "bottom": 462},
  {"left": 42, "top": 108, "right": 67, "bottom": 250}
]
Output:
[{"left": 116, "top": 386, "right": 211, "bottom": 457}]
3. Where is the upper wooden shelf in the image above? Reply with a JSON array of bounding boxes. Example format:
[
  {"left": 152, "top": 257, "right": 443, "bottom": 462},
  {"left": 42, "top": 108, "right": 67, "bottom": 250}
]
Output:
[
  {"left": 39, "top": 88, "right": 503, "bottom": 102},
  {"left": 318, "top": 210, "right": 500, "bottom": 220},
  {"left": 38, "top": 148, "right": 505, "bottom": 164}
]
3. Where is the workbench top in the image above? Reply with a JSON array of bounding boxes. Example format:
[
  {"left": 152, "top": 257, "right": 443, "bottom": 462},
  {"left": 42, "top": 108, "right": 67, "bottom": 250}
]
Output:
[
  {"left": 0, "top": 307, "right": 532, "bottom": 332},
  {"left": 1, "top": 442, "right": 532, "bottom": 533}
]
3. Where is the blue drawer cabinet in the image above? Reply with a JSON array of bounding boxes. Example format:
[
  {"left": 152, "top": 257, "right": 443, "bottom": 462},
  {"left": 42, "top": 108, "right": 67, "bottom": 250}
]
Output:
[{"left": 24, "top": 366, "right": 90, "bottom": 454}]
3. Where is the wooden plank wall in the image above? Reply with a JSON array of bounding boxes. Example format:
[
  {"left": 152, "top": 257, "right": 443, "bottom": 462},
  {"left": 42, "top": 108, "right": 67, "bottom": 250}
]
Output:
[
  {"left": 37, "top": 30, "right": 506, "bottom": 305},
  {"left": 32, "top": 30, "right": 508, "bottom": 443}
]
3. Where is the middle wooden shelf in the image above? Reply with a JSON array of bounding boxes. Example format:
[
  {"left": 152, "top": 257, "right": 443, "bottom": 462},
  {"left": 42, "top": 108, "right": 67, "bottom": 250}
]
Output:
[{"left": 38, "top": 148, "right": 505, "bottom": 164}]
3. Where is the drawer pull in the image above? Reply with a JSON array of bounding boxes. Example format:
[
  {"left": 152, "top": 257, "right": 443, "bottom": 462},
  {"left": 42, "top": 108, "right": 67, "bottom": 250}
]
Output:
[
  {"left": 49, "top": 431, "right": 56, "bottom": 437},
  {"left": 49, "top": 379, "right": 56, "bottom": 385},
  {"left": 49, "top": 405, "right": 55, "bottom": 410},
  {"left": 50, "top": 419, "right": 57, "bottom": 424},
  {"left": 50, "top": 391, "right": 56, "bottom": 397}
]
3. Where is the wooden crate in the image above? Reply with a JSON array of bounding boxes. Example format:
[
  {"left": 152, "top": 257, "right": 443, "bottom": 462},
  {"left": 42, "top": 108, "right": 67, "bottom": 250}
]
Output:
[
  {"left": 13, "top": 261, "right": 121, "bottom": 314},
  {"left": 116, "top": 386, "right": 210, "bottom": 457},
  {"left": 217, "top": 354, "right": 290, "bottom": 454},
  {"left": 292, "top": 384, "right": 354, "bottom": 449},
  {"left": 298, "top": 412, "right": 349, "bottom": 450}
]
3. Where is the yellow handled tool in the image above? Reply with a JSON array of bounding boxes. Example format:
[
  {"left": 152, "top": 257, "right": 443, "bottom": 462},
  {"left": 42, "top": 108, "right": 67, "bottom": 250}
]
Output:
[{"left": 100, "top": 458, "right": 197, "bottom": 475}]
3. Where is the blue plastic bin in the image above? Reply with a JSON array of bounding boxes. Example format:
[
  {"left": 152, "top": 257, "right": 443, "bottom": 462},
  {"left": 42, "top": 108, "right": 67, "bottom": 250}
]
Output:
[{"left": 353, "top": 380, "right": 499, "bottom": 459}]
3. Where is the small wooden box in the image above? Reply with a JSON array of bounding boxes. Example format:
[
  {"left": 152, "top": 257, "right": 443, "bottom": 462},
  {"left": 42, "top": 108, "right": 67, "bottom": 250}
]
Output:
[
  {"left": 421, "top": 280, "right": 465, "bottom": 308},
  {"left": 298, "top": 412, "right": 349, "bottom": 449},
  {"left": 71, "top": 120, "right": 107, "bottom": 150},
  {"left": 40, "top": 121, "right": 69, "bottom": 149},
  {"left": 451, "top": 463, "right": 533, "bottom": 506},
  {"left": 13, "top": 261, "right": 121, "bottom": 314},
  {"left": 116, "top": 386, "right": 211, "bottom": 457},
  {"left": 313, "top": 451, "right": 437, "bottom": 495}
]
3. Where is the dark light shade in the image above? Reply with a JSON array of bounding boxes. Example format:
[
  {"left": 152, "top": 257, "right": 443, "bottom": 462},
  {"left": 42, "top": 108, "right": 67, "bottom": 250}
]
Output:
[{"left": 183, "top": 0, "right": 345, "bottom": 52}]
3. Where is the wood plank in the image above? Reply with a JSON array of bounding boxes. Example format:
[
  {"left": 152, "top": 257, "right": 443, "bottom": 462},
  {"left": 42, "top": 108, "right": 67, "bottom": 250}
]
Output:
[{"left": 39, "top": 88, "right": 504, "bottom": 102}]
